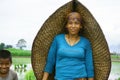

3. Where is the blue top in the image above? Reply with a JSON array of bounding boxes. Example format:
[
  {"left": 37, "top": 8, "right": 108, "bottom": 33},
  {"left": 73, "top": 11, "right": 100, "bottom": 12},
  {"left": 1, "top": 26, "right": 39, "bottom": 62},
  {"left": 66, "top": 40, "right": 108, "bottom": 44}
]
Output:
[{"left": 44, "top": 34, "right": 94, "bottom": 80}]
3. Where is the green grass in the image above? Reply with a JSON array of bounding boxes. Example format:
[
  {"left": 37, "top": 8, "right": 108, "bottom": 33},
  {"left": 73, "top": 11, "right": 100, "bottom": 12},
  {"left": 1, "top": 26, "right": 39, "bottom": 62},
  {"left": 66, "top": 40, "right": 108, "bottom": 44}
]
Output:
[
  {"left": 118, "top": 77, "right": 120, "bottom": 80},
  {"left": 111, "top": 54, "right": 120, "bottom": 59},
  {"left": 110, "top": 61, "right": 120, "bottom": 79},
  {"left": 12, "top": 57, "right": 34, "bottom": 80},
  {"left": 12, "top": 57, "right": 31, "bottom": 64},
  {"left": 111, "top": 62, "right": 120, "bottom": 72},
  {"left": 5, "top": 48, "right": 31, "bottom": 64},
  {"left": 25, "top": 69, "right": 36, "bottom": 80},
  {"left": 7, "top": 48, "right": 31, "bottom": 56}
]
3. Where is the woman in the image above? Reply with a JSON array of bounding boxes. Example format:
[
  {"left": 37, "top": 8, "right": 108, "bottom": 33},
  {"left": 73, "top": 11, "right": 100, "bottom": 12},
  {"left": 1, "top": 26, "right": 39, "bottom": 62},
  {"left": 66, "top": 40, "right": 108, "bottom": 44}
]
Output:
[{"left": 42, "top": 12, "right": 94, "bottom": 80}]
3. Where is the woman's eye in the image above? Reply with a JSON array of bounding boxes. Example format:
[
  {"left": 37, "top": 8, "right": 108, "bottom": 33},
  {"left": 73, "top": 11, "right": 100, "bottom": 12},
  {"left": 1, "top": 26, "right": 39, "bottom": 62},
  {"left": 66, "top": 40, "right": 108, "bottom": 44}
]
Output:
[
  {"left": 75, "top": 22, "right": 80, "bottom": 24},
  {"left": 68, "top": 22, "right": 72, "bottom": 25}
]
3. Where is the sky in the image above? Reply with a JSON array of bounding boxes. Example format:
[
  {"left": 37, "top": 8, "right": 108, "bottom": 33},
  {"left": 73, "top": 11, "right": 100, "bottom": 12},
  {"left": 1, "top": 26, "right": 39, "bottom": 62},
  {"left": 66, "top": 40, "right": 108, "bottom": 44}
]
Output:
[{"left": 0, "top": 0, "right": 120, "bottom": 53}]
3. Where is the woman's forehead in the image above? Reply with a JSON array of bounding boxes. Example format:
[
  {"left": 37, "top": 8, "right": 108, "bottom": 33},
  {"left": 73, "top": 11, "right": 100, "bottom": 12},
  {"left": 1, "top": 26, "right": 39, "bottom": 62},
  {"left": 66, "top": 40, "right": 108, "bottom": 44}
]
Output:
[
  {"left": 67, "top": 12, "right": 81, "bottom": 21},
  {"left": 68, "top": 12, "right": 81, "bottom": 21}
]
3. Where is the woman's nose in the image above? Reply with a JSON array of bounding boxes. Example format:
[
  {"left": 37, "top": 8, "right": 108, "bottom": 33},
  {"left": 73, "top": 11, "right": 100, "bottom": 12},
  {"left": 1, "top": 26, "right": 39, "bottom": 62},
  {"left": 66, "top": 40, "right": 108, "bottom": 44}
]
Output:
[{"left": 71, "top": 23, "right": 75, "bottom": 27}]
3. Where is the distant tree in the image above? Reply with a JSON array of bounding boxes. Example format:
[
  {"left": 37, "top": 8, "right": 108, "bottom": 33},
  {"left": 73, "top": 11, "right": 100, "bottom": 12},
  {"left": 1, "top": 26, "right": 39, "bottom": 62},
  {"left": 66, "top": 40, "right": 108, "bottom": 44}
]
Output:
[
  {"left": 16, "top": 39, "right": 27, "bottom": 49},
  {"left": 0, "top": 43, "right": 5, "bottom": 50},
  {"left": 5, "top": 45, "right": 13, "bottom": 49}
]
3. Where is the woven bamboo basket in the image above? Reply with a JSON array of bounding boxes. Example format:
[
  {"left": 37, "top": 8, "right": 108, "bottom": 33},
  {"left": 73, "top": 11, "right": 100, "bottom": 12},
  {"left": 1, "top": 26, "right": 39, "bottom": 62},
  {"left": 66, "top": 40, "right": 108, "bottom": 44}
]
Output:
[{"left": 32, "top": 0, "right": 111, "bottom": 80}]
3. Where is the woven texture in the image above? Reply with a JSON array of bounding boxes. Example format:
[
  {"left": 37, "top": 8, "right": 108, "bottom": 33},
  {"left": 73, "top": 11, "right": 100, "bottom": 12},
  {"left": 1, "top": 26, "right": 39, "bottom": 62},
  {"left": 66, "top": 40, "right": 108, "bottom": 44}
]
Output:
[{"left": 32, "top": 0, "right": 111, "bottom": 80}]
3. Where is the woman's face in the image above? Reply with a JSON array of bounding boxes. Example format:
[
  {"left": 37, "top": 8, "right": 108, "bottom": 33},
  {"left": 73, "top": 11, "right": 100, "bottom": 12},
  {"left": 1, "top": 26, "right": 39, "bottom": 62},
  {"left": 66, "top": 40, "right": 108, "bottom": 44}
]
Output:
[{"left": 66, "top": 12, "right": 82, "bottom": 35}]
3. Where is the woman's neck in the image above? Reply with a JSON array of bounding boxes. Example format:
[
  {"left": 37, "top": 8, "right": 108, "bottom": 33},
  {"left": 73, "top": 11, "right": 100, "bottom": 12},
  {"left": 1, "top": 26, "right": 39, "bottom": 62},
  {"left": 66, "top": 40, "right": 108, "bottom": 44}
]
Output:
[
  {"left": 65, "top": 34, "right": 80, "bottom": 46},
  {"left": 67, "top": 34, "right": 79, "bottom": 39}
]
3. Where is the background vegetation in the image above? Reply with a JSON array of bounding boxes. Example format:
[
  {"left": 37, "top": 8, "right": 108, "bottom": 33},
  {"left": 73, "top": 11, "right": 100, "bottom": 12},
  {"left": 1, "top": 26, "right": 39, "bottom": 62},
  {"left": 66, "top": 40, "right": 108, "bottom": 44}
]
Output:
[
  {"left": 25, "top": 70, "right": 36, "bottom": 80},
  {"left": 7, "top": 48, "right": 31, "bottom": 57}
]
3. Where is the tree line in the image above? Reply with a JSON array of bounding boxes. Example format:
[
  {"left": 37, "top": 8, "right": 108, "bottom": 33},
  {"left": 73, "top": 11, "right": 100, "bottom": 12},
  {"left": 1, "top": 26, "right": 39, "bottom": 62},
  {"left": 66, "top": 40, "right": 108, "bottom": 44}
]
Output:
[{"left": 0, "top": 39, "right": 27, "bottom": 50}]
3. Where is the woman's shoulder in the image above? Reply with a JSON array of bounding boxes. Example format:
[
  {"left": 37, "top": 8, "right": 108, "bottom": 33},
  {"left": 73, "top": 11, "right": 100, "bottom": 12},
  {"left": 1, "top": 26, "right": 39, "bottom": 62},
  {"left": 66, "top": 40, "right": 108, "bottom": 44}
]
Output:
[
  {"left": 54, "top": 33, "right": 65, "bottom": 39},
  {"left": 81, "top": 36, "right": 90, "bottom": 43}
]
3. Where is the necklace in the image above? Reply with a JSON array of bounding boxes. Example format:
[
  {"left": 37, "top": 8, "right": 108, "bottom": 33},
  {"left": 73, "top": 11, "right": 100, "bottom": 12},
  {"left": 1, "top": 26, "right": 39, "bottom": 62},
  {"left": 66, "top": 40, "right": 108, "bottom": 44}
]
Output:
[{"left": 65, "top": 34, "right": 80, "bottom": 46}]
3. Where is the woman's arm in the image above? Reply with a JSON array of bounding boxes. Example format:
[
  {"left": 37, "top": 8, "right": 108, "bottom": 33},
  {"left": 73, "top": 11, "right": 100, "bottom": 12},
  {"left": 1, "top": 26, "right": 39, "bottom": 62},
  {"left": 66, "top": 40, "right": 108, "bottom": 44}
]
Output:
[
  {"left": 42, "top": 36, "right": 57, "bottom": 80},
  {"left": 42, "top": 72, "right": 49, "bottom": 80},
  {"left": 85, "top": 40, "right": 94, "bottom": 79}
]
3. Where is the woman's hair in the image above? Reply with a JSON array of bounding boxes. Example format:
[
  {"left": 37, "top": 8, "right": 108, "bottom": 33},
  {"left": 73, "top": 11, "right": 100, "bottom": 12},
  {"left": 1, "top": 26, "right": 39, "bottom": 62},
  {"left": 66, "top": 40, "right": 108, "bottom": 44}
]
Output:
[
  {"left": 0, "top": 50, "right": 12, "bottom": 63},
  {"left": 66, "top": 12, "right": 83, "bottom": 24},
  {"left": 64, "top": 12, "right": 84, "bottom": 35}
]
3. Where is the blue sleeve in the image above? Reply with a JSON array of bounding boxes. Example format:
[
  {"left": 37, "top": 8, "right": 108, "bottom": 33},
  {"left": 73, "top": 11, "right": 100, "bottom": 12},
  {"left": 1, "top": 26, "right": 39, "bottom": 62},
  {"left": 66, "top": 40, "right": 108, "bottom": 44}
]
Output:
[
  {"left": 85, "top": 41, "right": 94, "bottom": 78},
  {"left": 44, "top": 37, "right": 57, "bottom": 74}
]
